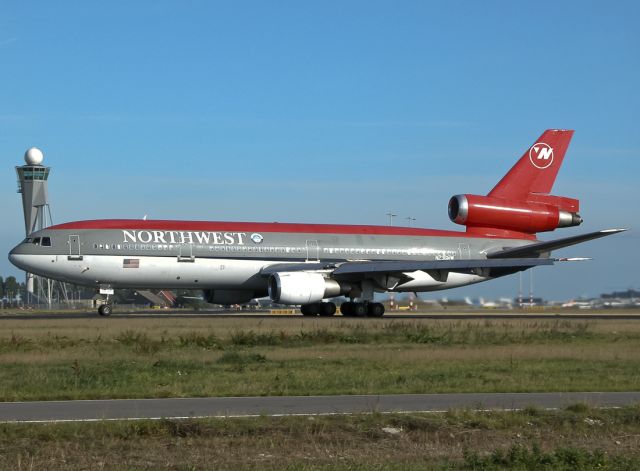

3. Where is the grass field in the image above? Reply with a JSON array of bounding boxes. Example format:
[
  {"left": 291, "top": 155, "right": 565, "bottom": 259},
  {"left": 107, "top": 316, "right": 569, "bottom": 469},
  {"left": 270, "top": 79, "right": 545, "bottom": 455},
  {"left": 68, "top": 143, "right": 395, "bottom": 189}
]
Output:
[
  {"left": 1, "top": 406, "right": 640, "bottom": 470},
  {"left": 0, "top": 316, "right": 639, "bottom": 400},
  {"left": 2, "top": 315, "right": 640, "bottom": 469}
]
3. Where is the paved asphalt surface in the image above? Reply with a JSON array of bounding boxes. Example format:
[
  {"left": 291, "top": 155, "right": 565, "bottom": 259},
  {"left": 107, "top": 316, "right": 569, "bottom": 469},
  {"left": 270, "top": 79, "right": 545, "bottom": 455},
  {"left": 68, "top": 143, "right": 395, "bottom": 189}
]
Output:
[{"left": 2, "top": 392, "right": 640, "bottom": 423}]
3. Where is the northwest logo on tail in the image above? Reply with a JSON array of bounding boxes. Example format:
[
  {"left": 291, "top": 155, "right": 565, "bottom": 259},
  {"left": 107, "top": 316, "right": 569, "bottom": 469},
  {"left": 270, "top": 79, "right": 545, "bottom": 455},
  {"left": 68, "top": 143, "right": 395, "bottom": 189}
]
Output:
[{"left": 529, "top": 142, "right": 554, "bottom": 169}]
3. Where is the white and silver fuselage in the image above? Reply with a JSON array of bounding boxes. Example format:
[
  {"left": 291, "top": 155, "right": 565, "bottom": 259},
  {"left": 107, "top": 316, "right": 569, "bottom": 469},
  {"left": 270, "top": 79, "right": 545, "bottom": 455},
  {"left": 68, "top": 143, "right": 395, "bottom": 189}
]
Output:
[{"left": 9, "top": 219, "right": 533, "bottom": 302}]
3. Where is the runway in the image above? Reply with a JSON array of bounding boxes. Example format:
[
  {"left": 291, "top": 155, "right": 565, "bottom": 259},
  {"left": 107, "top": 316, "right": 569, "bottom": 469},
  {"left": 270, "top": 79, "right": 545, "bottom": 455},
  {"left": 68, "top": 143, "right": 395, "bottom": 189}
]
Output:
[
  {"left": 2, "top": 310, "right": 640, "bottom": 321},
  {"left": 2, "top": 392, "right": 640, "bottom": 423}
]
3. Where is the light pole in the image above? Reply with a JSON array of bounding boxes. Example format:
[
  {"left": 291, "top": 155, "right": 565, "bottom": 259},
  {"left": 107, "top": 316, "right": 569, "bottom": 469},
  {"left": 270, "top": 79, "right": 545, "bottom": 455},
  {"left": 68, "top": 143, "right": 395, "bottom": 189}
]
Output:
[
  {"left": 405, "top": 217, "right": 416, "bottom": 227},
  {"left": 386, "top": 212, "right": 397, "bottom": 226}
]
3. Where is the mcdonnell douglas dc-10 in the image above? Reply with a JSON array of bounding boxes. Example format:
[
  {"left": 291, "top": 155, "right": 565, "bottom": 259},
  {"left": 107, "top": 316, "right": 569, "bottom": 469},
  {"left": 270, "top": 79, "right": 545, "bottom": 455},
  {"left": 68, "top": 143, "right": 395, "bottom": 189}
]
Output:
[{"left": 9, "top": 130, "right": 624, "bottom": 316}]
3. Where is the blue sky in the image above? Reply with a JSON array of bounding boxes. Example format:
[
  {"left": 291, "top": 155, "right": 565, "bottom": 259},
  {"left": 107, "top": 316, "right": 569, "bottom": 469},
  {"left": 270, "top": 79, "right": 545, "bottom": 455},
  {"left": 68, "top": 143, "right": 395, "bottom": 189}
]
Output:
[{"left": 1, "top": 1, "right": 638, "bottom": 300}]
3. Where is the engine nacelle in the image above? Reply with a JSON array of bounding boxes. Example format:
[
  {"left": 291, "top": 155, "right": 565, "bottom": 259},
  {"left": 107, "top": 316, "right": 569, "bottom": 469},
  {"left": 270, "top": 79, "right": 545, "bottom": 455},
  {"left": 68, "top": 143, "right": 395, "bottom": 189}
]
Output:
[
  {"left": 448, "top": 194, "right": 582, "bottom": 234},
  {"left": 203, "top": 289, "right": 257, "bottom": 305},
  {"left": 268, "top": 272, "right": 348, "bottom": 305}
]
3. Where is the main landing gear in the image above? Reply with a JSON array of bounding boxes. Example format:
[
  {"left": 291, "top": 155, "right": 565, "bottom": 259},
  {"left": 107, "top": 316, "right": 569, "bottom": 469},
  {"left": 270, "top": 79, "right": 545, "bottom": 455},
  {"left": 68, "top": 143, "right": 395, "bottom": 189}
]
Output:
[
  {"left": 299, "top": 301, "right": 385, "bottom": 317},
  {"left": 340, "top": 301, "right": 385, "bottom": 317},
  {"left": 300, "top": 302, "right": 337, "bottom": 317}
]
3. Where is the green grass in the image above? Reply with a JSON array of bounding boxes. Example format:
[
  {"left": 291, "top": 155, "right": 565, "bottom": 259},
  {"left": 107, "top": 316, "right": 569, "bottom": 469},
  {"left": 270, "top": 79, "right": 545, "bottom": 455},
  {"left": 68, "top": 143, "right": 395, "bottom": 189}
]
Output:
[
  {"left": 1, "top": 406, "right": 640, "bottom": 470},
  {"left": 1, "top": 354, "right": 639, "bottom": 401},
  {"left": 460, "top": 445, "right": 638, "bottom": 470},
  {"left": 0, "top": 318, "right": 639, "bottom": 400},
  {"left": 0, "top": 320, "right": 630, "bottom": 352}
]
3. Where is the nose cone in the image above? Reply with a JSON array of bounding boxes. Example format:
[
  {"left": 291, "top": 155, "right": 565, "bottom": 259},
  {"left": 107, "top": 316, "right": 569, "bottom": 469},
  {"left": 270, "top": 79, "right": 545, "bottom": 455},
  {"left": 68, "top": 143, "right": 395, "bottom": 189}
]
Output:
[
  {"left": 9, "top": 250, "right": 20, "bottom": 269},
  {"left": 8, "top": 244, "right": 29, "bottom": 271}
]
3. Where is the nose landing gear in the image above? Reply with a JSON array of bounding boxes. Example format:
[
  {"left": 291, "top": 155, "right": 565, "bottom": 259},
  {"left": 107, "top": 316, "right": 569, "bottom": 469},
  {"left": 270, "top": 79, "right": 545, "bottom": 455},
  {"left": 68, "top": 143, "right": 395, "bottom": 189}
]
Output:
[
  {"left": 97, "top": 304, "right": 112, "bottom": 316},
  {"left": 97, "top": 290, "right": 113, "bottom": 317}
]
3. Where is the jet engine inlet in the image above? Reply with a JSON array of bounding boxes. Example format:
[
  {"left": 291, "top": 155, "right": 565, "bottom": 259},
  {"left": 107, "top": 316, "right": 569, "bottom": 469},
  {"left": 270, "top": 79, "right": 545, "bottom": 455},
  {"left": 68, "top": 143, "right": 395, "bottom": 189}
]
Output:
[
  {"left": 448, "top": 195, "right": 469, "bottom": 224},
  {"left": 268, "top": 272, "right": 349, "bottom": 305}
]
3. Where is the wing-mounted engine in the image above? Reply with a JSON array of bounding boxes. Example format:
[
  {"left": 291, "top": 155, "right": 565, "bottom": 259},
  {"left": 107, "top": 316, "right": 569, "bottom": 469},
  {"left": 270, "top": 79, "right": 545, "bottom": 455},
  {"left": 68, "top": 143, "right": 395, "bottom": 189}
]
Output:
[
  {"left": 448, "top": 194, "right": 582, "bottom": 237},
  {"left": 268, "top": 272, "right": 350, "bottom": 305}
]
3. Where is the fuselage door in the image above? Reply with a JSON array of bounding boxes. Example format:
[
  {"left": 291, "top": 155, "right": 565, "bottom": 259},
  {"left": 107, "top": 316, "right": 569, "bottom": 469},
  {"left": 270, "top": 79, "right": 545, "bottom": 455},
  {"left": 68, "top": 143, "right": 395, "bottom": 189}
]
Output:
[
  {"left": 306, "top": 240, "right": 319, "bottom": 262},
  {"left": 68, "top": 235, "right": 83, "bottom": 260},
  {"left": 178, "top": 243, "right": 195, "bottom": 262},
  {"left": 458, "top": 243, "right": 470, "bottom": 260}
]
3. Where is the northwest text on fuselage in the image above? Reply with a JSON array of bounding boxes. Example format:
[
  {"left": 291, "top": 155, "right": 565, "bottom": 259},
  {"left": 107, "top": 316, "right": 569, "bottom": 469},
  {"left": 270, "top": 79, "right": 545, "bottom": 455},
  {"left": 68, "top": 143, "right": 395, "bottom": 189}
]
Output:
[{"left": 122, "top": 230, "right": 247, "bottom": 245}]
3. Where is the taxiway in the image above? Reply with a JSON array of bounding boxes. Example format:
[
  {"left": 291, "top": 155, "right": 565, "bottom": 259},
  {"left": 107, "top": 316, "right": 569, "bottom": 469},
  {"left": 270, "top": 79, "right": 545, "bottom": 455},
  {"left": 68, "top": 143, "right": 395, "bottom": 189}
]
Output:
[{"left": 2, "top": 392, "right": 640, "bottom": 423}]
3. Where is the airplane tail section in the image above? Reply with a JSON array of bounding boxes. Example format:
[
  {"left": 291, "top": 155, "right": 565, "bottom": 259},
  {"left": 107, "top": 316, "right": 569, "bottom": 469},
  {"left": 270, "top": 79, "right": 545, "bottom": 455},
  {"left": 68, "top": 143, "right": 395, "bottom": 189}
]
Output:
[
  {"left": 488, "top": 129, "right": 574, "bottom": 200},
  {"left": 448, "top": 129, "right": 583, "bottom": 239}
]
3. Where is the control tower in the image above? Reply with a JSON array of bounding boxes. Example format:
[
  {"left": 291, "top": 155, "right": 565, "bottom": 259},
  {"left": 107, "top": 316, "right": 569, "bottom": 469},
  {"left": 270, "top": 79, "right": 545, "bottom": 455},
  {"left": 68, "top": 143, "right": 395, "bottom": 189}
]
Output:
[
  {"left": 16, "top": 147, "right": 52, "bottom": 235},
  {"left": 16, "top": 148, "right": 67, "bottom": 306}
]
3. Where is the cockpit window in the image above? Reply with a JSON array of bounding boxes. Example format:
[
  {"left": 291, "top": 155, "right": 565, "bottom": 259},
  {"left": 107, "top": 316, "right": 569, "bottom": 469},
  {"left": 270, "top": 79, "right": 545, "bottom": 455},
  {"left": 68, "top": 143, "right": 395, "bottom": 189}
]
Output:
[
  {"left": 41, "top": 237, "right": 52, "bottom": 247},
  {"left": 33, "top": 238, "right": 41, "bottom": 246},
  {"left": 23, "top": 238, "right": 33, "bottom": 244}
]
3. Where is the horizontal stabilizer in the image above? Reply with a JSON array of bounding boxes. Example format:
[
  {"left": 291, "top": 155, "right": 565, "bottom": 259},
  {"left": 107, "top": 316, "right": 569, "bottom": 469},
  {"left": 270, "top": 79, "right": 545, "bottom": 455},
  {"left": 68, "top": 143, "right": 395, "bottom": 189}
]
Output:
[{"left": 487, "top": 229, "right": 626, "bottom": 259}]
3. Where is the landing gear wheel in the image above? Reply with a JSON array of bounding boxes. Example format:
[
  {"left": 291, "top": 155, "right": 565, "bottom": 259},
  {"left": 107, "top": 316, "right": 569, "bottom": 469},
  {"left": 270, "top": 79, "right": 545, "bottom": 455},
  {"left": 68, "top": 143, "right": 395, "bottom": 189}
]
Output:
[
  {"left": 301, "top": 303, "right": 325, "bottom": 316},
  {"left": 368, "top": 302, "right": 385, "bottom": 317},
  {"left": 98, "top": 304, "right": 112, "bottom": 317},
  {"left": 319, "top": 302, "right": 337, "bottom": 317},
  {"left": 353, "top": 303, "right": 368, "bottom": 317},
  {"left": 340, "top": 302, "right": 354, "bottom": 317}
]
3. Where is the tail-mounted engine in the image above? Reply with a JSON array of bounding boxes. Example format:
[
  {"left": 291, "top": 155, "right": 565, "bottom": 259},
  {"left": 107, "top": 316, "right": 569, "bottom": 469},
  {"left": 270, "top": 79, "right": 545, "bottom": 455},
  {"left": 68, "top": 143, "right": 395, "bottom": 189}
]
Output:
[{"left": 448, "top": 194, "right": 582, "bottom": 235}]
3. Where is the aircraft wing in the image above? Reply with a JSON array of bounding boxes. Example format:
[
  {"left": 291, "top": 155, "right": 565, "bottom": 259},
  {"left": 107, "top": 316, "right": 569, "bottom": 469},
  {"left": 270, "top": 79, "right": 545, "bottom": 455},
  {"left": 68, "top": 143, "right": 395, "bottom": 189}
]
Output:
[
  {"left": 259, "top": 229, "right": 626, "bottom": 280},
  {"left": 331, "top": 258, "right": 553, "bottom": 279},
  {"left": 487, "top": 228, "right": 626, "bottom": 259},
  {"left": 260, "top": 258, "right": 553, "bottom": 278}
]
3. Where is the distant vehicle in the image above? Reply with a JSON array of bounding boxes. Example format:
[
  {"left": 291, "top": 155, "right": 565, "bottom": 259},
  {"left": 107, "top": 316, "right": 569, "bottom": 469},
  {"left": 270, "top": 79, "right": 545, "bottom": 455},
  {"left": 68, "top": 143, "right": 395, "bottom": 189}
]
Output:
[
  {"left": 9, "top": 130, "right": 624, "bottom": 317},
  {"left": 562, "top": 300, "right": 595, "bottom": 309}
]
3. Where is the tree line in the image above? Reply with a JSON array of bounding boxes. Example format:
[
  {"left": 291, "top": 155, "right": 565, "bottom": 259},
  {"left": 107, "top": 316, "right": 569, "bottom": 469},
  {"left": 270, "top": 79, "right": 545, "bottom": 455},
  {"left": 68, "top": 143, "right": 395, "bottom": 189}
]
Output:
[
  {"left": 0, "top": 276, "right": 96, "bottom": 307},
  {"left": 0, "top": 276, "right": 23, "bottom": 302}
]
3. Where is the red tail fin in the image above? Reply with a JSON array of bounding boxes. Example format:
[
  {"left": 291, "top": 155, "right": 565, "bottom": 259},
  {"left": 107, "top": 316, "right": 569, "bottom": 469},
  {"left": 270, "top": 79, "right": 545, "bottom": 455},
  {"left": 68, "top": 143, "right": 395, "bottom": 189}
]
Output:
[
  {"left": 448, "top": 129, "right": 581, "bottom": 239},
  {"left": 488, "top": 129, "right": 574, "bottom": 200}
]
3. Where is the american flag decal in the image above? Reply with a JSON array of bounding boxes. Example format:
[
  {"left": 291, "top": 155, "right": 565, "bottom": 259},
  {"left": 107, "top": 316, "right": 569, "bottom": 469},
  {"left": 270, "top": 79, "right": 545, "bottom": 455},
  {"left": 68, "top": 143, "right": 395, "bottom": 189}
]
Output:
[{"left": 123, "top": 259, "right": 140, "bottom": 269}]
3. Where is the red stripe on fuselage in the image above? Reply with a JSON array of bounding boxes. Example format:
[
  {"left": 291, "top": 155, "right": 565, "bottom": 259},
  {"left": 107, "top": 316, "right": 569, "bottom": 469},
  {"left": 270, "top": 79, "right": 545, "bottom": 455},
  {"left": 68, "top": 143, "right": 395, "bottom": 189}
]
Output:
[{"left": 48, "top": 219, "right": 532, "bottom": 239}]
